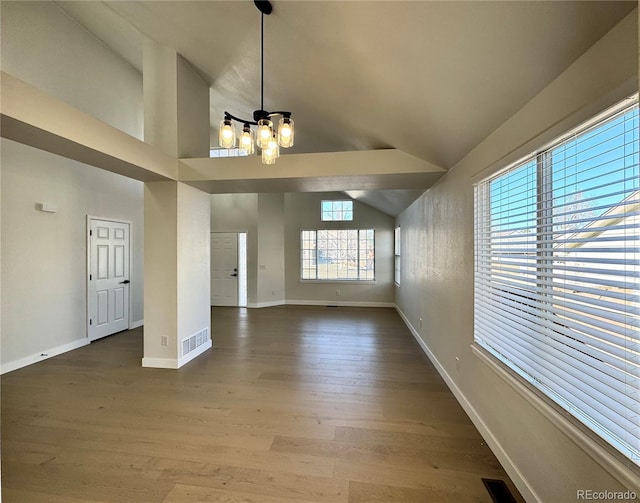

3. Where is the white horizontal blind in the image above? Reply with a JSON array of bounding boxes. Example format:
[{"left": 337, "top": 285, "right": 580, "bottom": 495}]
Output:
[
  {"left": 394, "top": 227, "right": 401, "bottom": 285},
  {"left": 474, "top": 94, "right": 640, "bottom": 465}
]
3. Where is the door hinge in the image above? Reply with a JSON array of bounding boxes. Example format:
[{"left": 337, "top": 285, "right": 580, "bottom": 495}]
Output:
[
  {"left": 90, "top": 274, "right": 92, "bottom": 281},
  {"left": 89, "top": 229, "right": 93, "bottom": 236},
  {"left": 89, "top": 319, "right": 92, "bottom": 325}
]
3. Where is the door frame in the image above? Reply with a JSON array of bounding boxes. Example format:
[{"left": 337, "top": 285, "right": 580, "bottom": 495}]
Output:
[
  {"left": 210, "top": 231, "right": 248, "bottom": 307},
  {"left": 86, "top": 215, "right": 134, "bottom": 339}
]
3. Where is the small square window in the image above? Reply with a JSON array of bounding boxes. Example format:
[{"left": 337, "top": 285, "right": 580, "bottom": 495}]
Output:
[{"left": 321, "top": 200, "right": 353, "bottom": 221}]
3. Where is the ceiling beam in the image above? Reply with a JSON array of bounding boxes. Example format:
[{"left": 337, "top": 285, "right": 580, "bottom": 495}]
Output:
[
  {"left": 1, "top": 70, "right": 447, "bottom": 194},
  {"left": 179, "top": 149, "right": 446, "bottom": 193},
  {"left": 0, "top": 71, "right": 177, "bottom": 182}
]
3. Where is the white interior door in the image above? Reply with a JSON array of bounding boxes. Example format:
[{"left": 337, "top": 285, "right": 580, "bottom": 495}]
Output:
[
  {"left": 88, "top": 219, "right": 130, "bottom": 341},
  {"left": 211, "top": 233, "right": 238, "bottom": 306}
]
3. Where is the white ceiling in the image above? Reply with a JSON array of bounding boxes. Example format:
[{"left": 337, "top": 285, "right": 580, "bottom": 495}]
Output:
[{"left": 55, "top": 0, "right": 636, "bottom": 215}]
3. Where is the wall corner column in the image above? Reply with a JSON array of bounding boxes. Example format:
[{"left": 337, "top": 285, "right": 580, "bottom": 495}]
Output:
[{"left": 142, "top": 40, "right": 211, "bottom": 369}]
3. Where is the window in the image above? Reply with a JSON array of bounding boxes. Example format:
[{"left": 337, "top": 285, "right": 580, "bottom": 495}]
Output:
[
  {"left": 321, "top": 200, "right": 353, "bottom": 221},
  {"left": 301, "top": 229, "right": 374, "bottom": 280},
  {"left": 474, "top": 94, "right": 639, "bottom": 466},
  {"left": 209, "top": 147, "right": 249, "bottom": 158},
  {"left": 394, "top": 226, "right": 401, "bottom": 285}
]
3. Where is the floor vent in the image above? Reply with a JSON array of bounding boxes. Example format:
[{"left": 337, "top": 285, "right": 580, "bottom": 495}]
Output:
[
  {"left": 482, "top": 478, "right": 517, "bottom": 503},
  {"left": 181, "top": 328, "right": 209, "bottom": 357}
]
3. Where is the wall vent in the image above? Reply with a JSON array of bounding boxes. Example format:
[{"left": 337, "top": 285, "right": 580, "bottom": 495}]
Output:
[
  {"left": 181, "top": 328, "right": 209, "bottom": 357},
  {"left": 481, "top": 478, "right": 517, "bottom": 503}
]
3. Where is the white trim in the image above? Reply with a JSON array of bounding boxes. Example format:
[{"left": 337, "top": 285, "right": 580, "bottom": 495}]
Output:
[
  {"left": 1, "top": 338, "right": 89, "bottom": 375},
  {"left": 141, "top": 357, "right": 180, "bottom": 369},
  {"left": 471, "top": 343, "right": 640, "bottom": 493},
  {"left": 244, "top": 300, "right": 396, "bottom": 309},
  {"left": 142, "top": 339, "right": 212, "bottom": 369},
  {"left": 298, "top": 280, "right": 377, "bottom": 285},
  {"left": 130, "top": 319, "right": 144, "bottom": 330},
  {"left": 248, "top": 300, "right": 286, "bottom": 309},
  {"left": 394, "top": 306, "right": 539, "bottom": 503},
  {"left": 288, "top": 300, "right": 395, "bottom": 308}
]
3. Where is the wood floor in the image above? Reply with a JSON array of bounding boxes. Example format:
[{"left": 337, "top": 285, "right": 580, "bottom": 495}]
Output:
[{"left": 1, "top": 306, "right": 523, "bottom": 502}]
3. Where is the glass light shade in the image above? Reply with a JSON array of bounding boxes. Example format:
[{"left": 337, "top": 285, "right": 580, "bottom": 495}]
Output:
[
  {"left": 267, "top": 133, "right": 279, "bottom": 158},
  {"left": 262, "top": 145, "right": 277, "bottom": 165},
  {"left": 256, "top": 119, "right": 273, "bottom": 149},
  {"left": 219, "top": 119, "right": 236, "bottom": 149},
  {"left": 278, "top": 117, "right": 294, "bottom": 148},
  {"left": 239, "top": 125, "right": 255, "bottom": 155}
]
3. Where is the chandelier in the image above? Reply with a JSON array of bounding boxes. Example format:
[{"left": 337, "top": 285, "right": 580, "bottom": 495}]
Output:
[{"left": 218, "top": 0, "right": 294, "bottom": 165}]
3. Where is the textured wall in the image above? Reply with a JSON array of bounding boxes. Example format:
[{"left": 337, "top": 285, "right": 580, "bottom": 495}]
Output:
[{"left": 396, "top": 11, "right": 638, "bottom": 502}]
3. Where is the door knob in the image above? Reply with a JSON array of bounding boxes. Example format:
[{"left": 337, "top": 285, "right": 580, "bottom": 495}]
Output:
[
  {"left": 120, "top": 280, "right": 130, "bottom": 284},
  {"left": 230, "top": 273, "right": 238, "bottom": 277}
]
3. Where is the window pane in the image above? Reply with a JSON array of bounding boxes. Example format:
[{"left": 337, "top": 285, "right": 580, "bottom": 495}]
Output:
[
  {"left": 488, "top": 160, "right": 538, "bottom": 294},
  {"left": 359, "top": 229, "right": 375, "bottom": 280},
  {"left": 300, "top": 230, "right": 317, "bottom": 279},
  {"left": 474, "top": 95, "right": 640, "bottom": 466},
  {"left": 321, "top": 200, "right": 354, "bottom": 221},
  {"left": 300, "top": 229, "right": 374, "bottom": 281}
]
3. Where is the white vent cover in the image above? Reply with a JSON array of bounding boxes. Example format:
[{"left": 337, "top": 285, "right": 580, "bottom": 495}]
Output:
[{"left": 181, "top": 328, "right": 209, "bottom": 357}]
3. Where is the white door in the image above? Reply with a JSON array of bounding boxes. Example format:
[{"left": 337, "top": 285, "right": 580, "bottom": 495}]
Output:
[
  {"left": 211, "top": 233, "right": 238, "bottom": 306},
  {"left": 88, "top": 219, "right": 130, "bottom": 341}
]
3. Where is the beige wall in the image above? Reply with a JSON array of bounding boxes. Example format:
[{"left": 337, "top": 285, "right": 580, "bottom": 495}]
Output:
[
  {"left": 143, "top": 41, "right": 210, "bottom": 159},
  {"left": 257, "top": 194, "right": 286, "bottom": 306},
  {"left": 211, "top": 192, "right": 395, "bottom": 306},
  {"left": 1, "top": 1, "right": 143, "bottom": 139},
  {"left": 143, "top": 182, "right": 178, "bottom": 362},
  {"left": 143, "top": 182, "right": 211, "bottom": 368},
  {"left": 176, "top": 183, "right": 211, "bottom": 346},
  {"left": 285, "top": 192, "right": 395, "bottom": 306},
  {"left": 0, "top": 1, "right": 145, "bottom": 372},
  {"left": 396, "top": 11, "right": 639, "bottom": 501},
  {"left": 1, "top": 139, "right": 144, "bottom": 369},
  {"left": 210, "top": 193, "right": 259, "bottom": 305}
]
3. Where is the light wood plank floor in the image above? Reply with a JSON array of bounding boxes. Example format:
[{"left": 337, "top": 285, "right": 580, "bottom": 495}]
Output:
[{"left": 2, "top": 306, "right": 524, "bottom": 502}]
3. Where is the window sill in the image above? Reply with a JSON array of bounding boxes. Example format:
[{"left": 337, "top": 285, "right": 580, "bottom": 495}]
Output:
[
  {"left": 299, "top": 279, "right": 376, "bottom": 285},
  {"left": 471, "top": 343, "right": 640, "bottom": 492}
]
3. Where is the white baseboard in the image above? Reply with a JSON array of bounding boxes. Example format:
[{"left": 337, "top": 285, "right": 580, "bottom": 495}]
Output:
[
  {"left": 394, "top": 306, "right": 537, "bottom": 503},
  {"left": 141, "top": 357, "right": 180, "bottom": 369},
  {"left": 129, "top": 319, "right": 144, "bottom": 330},
  {"left": 286, "top": 300, "right": 395, "bottom": 308},
  {"left": 0, "top": 337, "right": 90, "bottom": 375},
  {"left": 232, "top": 300, "right": 395, "bottom": 309},
  {"left": 247, "top": 300, "right": 286, "bottom": 308},
  {"left": 142, "top": 339, "right": 212, "bottom": 369}
]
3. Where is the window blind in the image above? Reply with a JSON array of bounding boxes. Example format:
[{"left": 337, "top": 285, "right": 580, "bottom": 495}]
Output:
[
  {"left": 474, "top": 94, "right": 639, "bottom": 465},
  {"left": 394, "top": 227, "right": 401, "bottom": 285}
]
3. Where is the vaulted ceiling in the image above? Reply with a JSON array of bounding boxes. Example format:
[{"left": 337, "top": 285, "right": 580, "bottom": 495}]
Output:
[{"left": 55, "top": 0, "right": 636, "bottom": 215}]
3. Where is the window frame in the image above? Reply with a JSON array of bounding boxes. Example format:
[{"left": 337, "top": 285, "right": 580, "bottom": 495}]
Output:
[
  {"left": 300, "top": 228, "right": 375, "bottom": 282},
  {"left": 473, "top": 94, "right": 640, "bottom": 469},
  {"left": 321, "top": 200, "right": 354, "bottom": 222}
]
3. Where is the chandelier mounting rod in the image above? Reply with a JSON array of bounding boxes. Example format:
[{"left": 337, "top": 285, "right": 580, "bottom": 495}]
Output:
[
  {"left": 218, "top": 0, "right": 294, "bottom": 163},
  {"left": 261, "top": 5, "right": 264, "bottom": 112}
]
